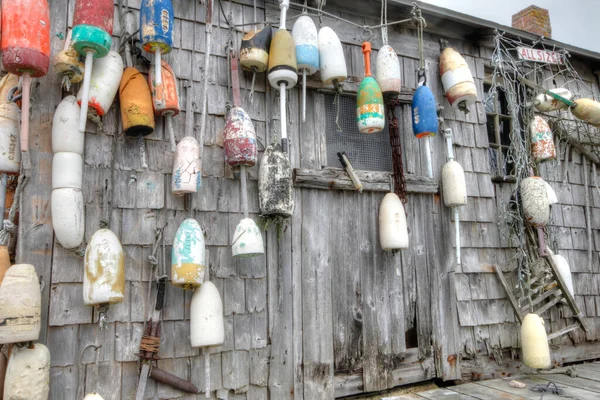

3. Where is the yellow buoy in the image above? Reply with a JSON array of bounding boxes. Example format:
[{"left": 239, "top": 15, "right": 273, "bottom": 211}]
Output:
[
  {"left": 119, "top": 67, "right": 155, "bottom": 136},
  {"left": 571, "top": 98, "right": 600, "bottom": 126},
  {"left": 521, "top": 313, "right": 551, "bottom": 369}
]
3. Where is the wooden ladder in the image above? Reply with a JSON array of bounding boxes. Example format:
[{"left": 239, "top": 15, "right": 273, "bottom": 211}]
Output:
[{"left": 494, "top": 254, "right": 589, "bottom": 341}]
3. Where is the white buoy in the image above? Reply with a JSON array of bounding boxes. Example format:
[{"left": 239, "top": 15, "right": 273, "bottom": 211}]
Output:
[
  {"left": 172, "top": 137, "right": 201, "bottom": 196},
  {"left": 52, "top": 152, "right": 83, "bottom": 190},
  {"left": 84, "top": 394, "right": 105, "bottom": 400},
  {"left": 83, "top": 229, "right": 125, "bottom": 306},
  {"left": 534, "top": 88, "right": 572, "bottom": 112},
  {"left": 442, "top": 161, "right": 467, "bottom": 207},
  {"left": 0, "top": 102, "right": 21, "bottom": 174},
  {"left": 3, "top": 343, "right": 50, "bottom": 400},
  {"left": 318, "top": 27, "right": 347, "bottom": 85},
  {"left": 52, "top": 96, "right": 84, "bottom": 154},
  {"left": 292, "top": 15, "right": 319, "bottom": 122},
  {"left": 232, "top": 218, "right": 264, "bottom": 258},
  {"left": 0, "top": 264, "right": 41, "bottom": 344},
  {"left": 521, "top": 313, "right": 551, "bottom": 369},
  {"left": 543, "top": 181, "right": 558, "bottom": 205},
  {"left": 190, "top": 281, "right": 224, "bottom": 347},
  {"left": 551, "top": 253, "right": 575, "bottom": 298},
  {"left": 376, "top": 45, "right": 401, "bottom": 95},
  {"left": 52, "top": 188, "right": 85, "bottom": 249},
  {"left": 439, "top": 47, "right": 477, "bottom": 110},
  {"left": 379, "top": 193, "right": 408, "bottom": 251}
]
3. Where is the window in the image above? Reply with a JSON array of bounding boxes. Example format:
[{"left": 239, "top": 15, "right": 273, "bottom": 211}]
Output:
[{"left": 484, "top": 81, "right": 515, "bottom": 180}]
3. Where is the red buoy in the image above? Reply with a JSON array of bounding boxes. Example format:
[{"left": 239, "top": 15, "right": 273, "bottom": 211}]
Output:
[{"left": 1, "top": 0, "right": 50, "bottom": 172}]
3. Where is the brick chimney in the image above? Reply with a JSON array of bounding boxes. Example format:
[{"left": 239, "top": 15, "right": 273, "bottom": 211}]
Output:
[{"left": 512, "top": 5, "right": 552, "bottom": 38}]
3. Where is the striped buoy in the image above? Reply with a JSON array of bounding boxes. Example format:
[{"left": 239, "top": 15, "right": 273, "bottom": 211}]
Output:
[
  {"left": 376, "top": 45, "right": 401, "bottom": 95},
  {"left": 356, "top": 42, "right": 384, "bottom": 134},
  {"left": 439, "top": 47, "right": 477, "bottom": 110},
  {"left": 171, "top": 219, "right": 205, "bottom": 289}
]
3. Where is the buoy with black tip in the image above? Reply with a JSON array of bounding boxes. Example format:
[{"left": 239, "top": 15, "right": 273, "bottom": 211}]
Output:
[
  {"left": 376, "top": 45, "right": 401, "bottom": 96},
  {"left": 357, "top": 42, "right": 385, "bottom": 134},
  {"left": 439, "top": 46, "right": 477, "bottom": 112},
  {"left": 76, "top": 51, "right": 124, "bottom": 120},
  {"left": 149, "top": 60, "right": 180, "bottom": 152},
  {"left": 571, "top": 98, "right": 600, "bottom": 126},
  {"left": 53, "top": 30, "right": 85, "bottom": 90},
  {"left": 225, "top": 52, "right": 263, "bottom": 258},
  {"left": 240, "top": 24, "right": 272, "bottom": 102},
  {"left": 3, "top": 343, "right": 50, "bottom": 400},
  {"left": 72, "top": 0, "right": 114, "bottom": 133},
  {"left": 318, "top": 26, "right": 347, "bottom": 86},
  {"left": 84, "top": 229, "right": 125, "bottom": 328},
  {"left": 268, "top": 0, "right": 297, "bottom": 153},
  {"left": 411, "top": 75, "right": 437, "bottom": 178},
  {"left": 521, "top": 313, "right": 551, "bottom": 369},
  {"left": 171, "top": 219, "right": 205, "bottom": 290},
  {"left": 520, "top": 176, "right": 550, "bottom": 257},
  {"left": 292, "top": 14, "right": 319, "bottom": 122},
  {"left": 441, "top": 128, "right": 467, "bottom": 265},
  {"left": 534, "top": 88, "right": 572, "bottom": 112},
  {"left": 379, "top": 193, "right": 408, "bottom": 251},
  {"left": 0, "top": 264, "right": 41, "bottom": 344},
  {"left": 1, "top": 0, "right": 50, "bottom": 173},
  {"left": 530, "top": 116, "right": 555, "bottom": 163},
  {"left": 140, "top": 0, "right": 174, "bottom": 88}
]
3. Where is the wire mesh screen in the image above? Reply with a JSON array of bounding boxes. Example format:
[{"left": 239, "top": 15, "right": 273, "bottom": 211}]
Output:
[{"left": 325, "top": 94, "right": 397, "bottom": 172}]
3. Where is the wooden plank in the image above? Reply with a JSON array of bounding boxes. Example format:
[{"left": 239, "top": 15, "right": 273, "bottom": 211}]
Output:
[
  {"left": 414, "top": 195, "right": 433, "bottom": 360},
  {"left": 536, "top": 373, "right": 600, "bottom": 394},
  {"left": 494, "top": 265, "right": 525, "bottom": 323},
  {"left": 478, "top": 376, "right": 599, "bottom": 400},
  {"left": 547, "top": 324, "right": 581, "bottom": 341},
  {"left": 450, "top": 382, "right": 527, "bottom": 400},
  {"left": 417, "top": 388, "right": 479, "bottom": 399},
  {"left": 294, "top": 168, "right": 438, "bottom": 194},
  {"left": 574, "top": 363, "right": 600, "bottom": 382}
]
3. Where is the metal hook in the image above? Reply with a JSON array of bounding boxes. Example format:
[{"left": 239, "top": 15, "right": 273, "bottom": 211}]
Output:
[{"left": 361, "top": 26, "right": 373, "bottom": 42}]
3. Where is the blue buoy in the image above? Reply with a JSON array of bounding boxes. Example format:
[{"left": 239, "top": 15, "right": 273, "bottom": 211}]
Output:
[
  {"left": 140, "top": 0, "right": 174, "bottom": 86},
  {"left": 412, "top": 85, "right": 438, "bottom": 138}
]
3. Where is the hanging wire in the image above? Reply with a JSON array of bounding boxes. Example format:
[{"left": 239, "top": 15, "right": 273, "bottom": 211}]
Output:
[
  {"left": 411, "top": 3, "right": 427, "bottom": 81},
  {"left": 316, "top": 0, "right": 325, "bottom": 27},
  {"left": 380, "top": 0, "right": 388, "bottom": 45}
]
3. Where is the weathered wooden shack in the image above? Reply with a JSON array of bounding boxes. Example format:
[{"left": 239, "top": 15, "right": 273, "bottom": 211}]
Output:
[{"left": 3, "top": 0, "right": 600, "bottom": 399}]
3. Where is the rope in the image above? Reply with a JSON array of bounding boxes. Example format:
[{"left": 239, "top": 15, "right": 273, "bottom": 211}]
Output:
[
  {"left": 138, "top": 335, "right": 161, "bottom": 354},
  {"left": 316, "top": 0, "right": 325, "bottom": 27},
  {"left": 332, "top": 80, "right": 344, "bottom": 131},
  {"left": 0, "top": 175, "right": 28, "bottom": 251},
  {"left": 386, "top": 98, "right": 408, "bottom": 204},
  {"left": 380, "top": 0, "right": 388, "bottom": 45},
  {"left": 100, "top": 179, "right": 111, "bottom": 229},
  {"left": 411, "top": 3, "right": 427, "bottom": 76}
]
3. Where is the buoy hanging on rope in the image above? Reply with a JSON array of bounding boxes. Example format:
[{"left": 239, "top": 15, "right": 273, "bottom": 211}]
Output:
[
  {"left": 140, "top": 0, "right": 174, "bottom": 87},
  {"left": 530, "top": 116, "right": 555, "bottom": 163},
  {"left": 520, "top": 176, "right": 550, "bottom": 257},
  {"left": 258, "top": 142, "right": 294, "bottom": 218},
  {"left": 53, "top": 30, "right": 85, "bottom": 89},
  {"left": 0, "top": 264, "right": 41, "bottom": 344},
  {"left": 149, "top": 60, "right": 180, "bottom": 152},
  {"left": 52, "top": 96, "right": 84, "bottom": 154},
  {"left": 292, "top": 15, "right": 319, "bottom": 122},
  {"left": 240, "top": 27, "right": 272, "bottom": 73},
  {"left": 52, "top": 152, "right": 83, "bottom": 190},
  {"left": 172, "top": 219, "right": 205, "bottom": 290},
  {"left": 550, "top": 252, "right": 575, "bottom": 298},
  {"left": 439, "top": 47, "right": 477, "bottom": 111},
  {"left": 3, "top": 343, "right": 50, "bottom": 400},
  {"left": 521, "top": 313, "right": 551, "bottom": 369},
  {"left": 534, "top": 88, "right": 572, "bottom": 112},
  {"left": 379, "top": 193, "right": 408, "bottom": 251},
  {"left": 232, "top": 218, "right": 264, "bottom": 258},
  {"left": 72, "top": 0, "right": 114, "bottom": 132},
  {"left": 0, "top": 102, "right": 21, "bottom": 186},
  {"left": 224, "top": 107, "right": 258, "bottom": 168},
  {"left": 357, "top": 42, "right": 385, "bottom": 134},
  {"left": 318, "top": 27, "right": 347, "bottom": 85},
  {"left": 76, "top": 51, "right": 124, "bottom": 119},
  {"left": 412, "top": 86, "right": 438, "bottom": 138},
  {"left": 172, "top": 137, "right": 201, "bottom": 196},
  {"left": 190, "top": 281, "right": 224, "bottom": 347},
  {"left": 376, "top": 45, "right": 401, "bottom": 96},
  {"left": 1, "top": 0, "right": 50, "bottom": 173},
  {"left": 83, "top": 229, "right": 125, "bottom": 307},
  {"left": 119, "top": 67, "right": 155, "bottom": 137},
  {"left": 52, "top": 189, "right": 84, "bottom": 250},
  {"left": 571, "top": 98, "right": 600, "bottom": 126}
]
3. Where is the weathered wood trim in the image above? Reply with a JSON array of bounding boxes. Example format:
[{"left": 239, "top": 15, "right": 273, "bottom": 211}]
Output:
[
  {"left": 334, "top": 350, "right": 435, "bottom": 398},
  {"left": 293, "top": 168, "right": 439, "bottom": 194}
]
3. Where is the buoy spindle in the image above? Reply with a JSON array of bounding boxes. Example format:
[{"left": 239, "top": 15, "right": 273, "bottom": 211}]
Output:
[
  {"left": 20, "top": 73, "right": 32, "bottom": 164},
  {"left": 362, "top": 42, "right": 372, "bottom": 77},
  {"left": 79, "top": 51, "right": 94, "bottom": 132},
  {"left": 155, "top": 50, "right": 162, "bottom": 86},
  {"left": 302, "top": 70, "right": 307, "bottom": 122},
  {"left": 240, "top": 165, "right": 249, "bottom": 218},
  {"left": 280, "top": 83, "right": 288, "bottom": 153}
]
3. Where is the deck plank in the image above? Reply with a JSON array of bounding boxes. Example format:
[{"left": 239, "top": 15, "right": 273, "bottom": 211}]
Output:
[
  {"left": 574, "top": 364, "right": 600, "bottom": 382},
  {"left": 416, "top": 388, "right": 479, "bottom": 399},
  {"left": 535, "top": 373, "right": 600, "bottom": 394},
  {"left": 479, "top": 376, "right": 600, "bottom": 400},
  {"left": 449, "top": 382, "right": 528, "bottom": 399}
]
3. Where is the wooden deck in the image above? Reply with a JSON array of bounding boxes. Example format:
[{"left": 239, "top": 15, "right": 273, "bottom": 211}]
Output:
[{"left": 385, "top": 362, "right": 600, "bottom": 400}]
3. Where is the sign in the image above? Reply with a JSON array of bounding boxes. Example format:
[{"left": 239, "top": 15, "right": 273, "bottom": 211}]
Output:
[{"left": 516, "top": 46, "right": 565, "bottom": 65}]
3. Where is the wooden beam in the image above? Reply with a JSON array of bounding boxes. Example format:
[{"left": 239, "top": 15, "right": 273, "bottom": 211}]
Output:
[{"left": 293, "top": 168, "right": 438, "bottom": 194}]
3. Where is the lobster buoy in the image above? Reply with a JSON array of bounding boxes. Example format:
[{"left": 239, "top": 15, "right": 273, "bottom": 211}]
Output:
[
  {"left": 439, "top": 47, "right": 477, "bottom": 110},
  {"left": 190, "top": 281, "right": 224, "bottom": 347},
  {"left": 534, "top": 88, "right": 572, "bottom": 112},
  {"left": 521, "top": 177, "right": 550, "bottom": 227},
  {"left": 357, "top": 42, "right": 385, "bottom": 134},
  {"left": 223, "top": 107, "right": 258, "bottom": 167},
  {"left": 258, "top": 143, "right": 294, "bottom": 218},
  {"left": 0, "top": 264, "right": 41, "bottom": 344},
  {"left": 0, "top": 246, "right": 10, "bottom": 284},
  {"left": 551, "top": 253, "right": 575, "bottom": 298},
  {"left": 3, "top": 343, "right": 50, "bottom": 400},
  {"left": 232, "top": 218, "right": 264, "bottom": 258},
  {"left": 442, "top": 160, "right": 467, "bottom": 207},
  {"left": 412, "top": 85, "right": 438, "bottom": 138},
  {"left": 76, "top": 51, "right": 124, "bottom": 118},
  {"left": 521, "top": 313, "right": 551, "bottom": 369},
  {"left": 52, "top": 152, "right": 83, "bottom": 190},
  {"left": 83, "top": 229, "right": 125, "bottom": 306},
  {"left": 52, "top": 189, "right": 85, "bottom": 250},
  {"left": 571, "top": 98, "right": 600, "bottom": 126},
  {"left": 172, "top": 219, "right": 205, "bottom": 289},
  {"left": 543, "top": 181, "right": 558, "bottom": 205},
  {"left": 149, "top": 60, "right": 179, "bottom": 116},
  {"left": 53, "top": 32, "right": 85, "bottom": 87},
  {"left": 172, "top": 137, "right": 201, "bottom": 196},
  {"left": 119, "top": 67, "right": 155, "bottom": 137},
  {"left": 292, "top": 15, "right": 319, "bottom": 122},
  {"left": 140, "top": 0, "right": 174, "bottom": 87},
  {"left": 318, "top": 27, "right": 347, "bottom": 85},
  {"left": 530, "top": 116, "right": 555, "bottom": 163},
  {"left": 84, "top": 394, "right": 105, "bottom": 400},
  {"left": 0, "top": 74, "right": 19, "bottom": 102},
  {"left": 52, "top": 96, "right": 83, "bottom": 154},
  {"left": 0, "top": 102, "right": 21, "bottom": 173},
  {"left": 376, "top": 45, "right": 401, "bottom": 95},
  {"left": 240, "top": 27, "right": 272, "bottom": 73},
  {"left": 268, "top": 31, "right": 297, "bottom": 89},
  {"left": 379, "top": 193, "right": 408, "bottom": 251}
]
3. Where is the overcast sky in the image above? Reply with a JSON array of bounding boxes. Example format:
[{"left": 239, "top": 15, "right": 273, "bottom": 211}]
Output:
[{"left": 421, "top": 0, "right": 600, "bottom": 53}]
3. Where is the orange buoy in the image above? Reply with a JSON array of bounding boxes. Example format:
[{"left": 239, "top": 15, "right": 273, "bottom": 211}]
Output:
[
  {"left": 0, "top": 245, "right": 11, "bottom": 284},
  {"left": 119, "top": 67, "right": 155, "bottom": 137},
  {"left": 148, "top": 60, "right": 179, "bottom": 151}
]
